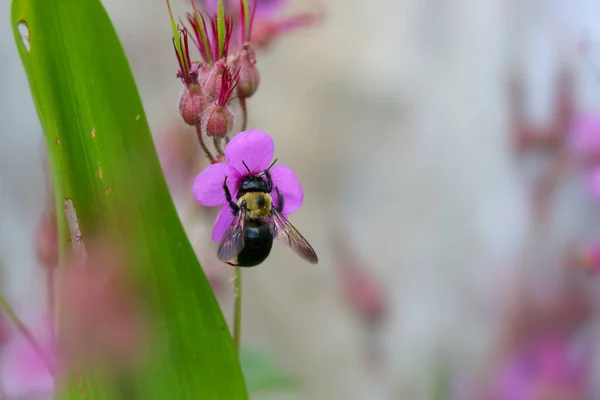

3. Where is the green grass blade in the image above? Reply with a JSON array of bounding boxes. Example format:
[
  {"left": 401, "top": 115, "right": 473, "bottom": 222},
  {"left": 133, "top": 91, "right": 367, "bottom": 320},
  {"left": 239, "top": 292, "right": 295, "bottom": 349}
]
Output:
[
  {"left": 9, "top": 0, "right": 248, "bottom": 398},
  {"left": 242, "top": 0, "right": 251, "bottom": 42},
  {"left": 217, "top": 0, "right": 225, "bottom": 58}
]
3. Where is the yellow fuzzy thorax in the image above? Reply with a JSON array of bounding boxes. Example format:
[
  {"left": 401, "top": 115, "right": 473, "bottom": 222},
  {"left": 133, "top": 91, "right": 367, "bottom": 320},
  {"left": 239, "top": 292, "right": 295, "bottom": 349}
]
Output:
[{"left": 238, "top": 192, "right": 273, "bottom": 219}]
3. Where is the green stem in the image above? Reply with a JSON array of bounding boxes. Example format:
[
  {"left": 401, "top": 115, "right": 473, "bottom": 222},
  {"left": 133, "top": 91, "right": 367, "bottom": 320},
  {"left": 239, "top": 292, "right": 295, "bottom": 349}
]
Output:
[
  {"left": 47, "top": 268, "right": 56, "bottom": 352},
  {"left": 233, "top": 267, "right": 242, "bottom": 355},
  {"left": 213, "top": 137, "right": 225, "bottom": 157},
  {"left": 239, "top": 97, "right": 248, "bottom": 132},
  {"left": 195, "top": 124, "right": 217, "bottom": 163},
  {"left": 0, "top": 291, "right": 55, "bottom": 374}
]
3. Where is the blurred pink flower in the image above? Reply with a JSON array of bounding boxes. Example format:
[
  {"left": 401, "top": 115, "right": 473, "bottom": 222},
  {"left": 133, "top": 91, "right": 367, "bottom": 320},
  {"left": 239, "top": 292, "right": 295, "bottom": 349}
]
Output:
[
  {"left": 158, "top": 121, "right": 205, "bottom": 192},
  {"left": 583, "top": 166, "right": 600, "bottom": 201},
  {"left": 204, "top": 261, "right": 227, "bottom": 295},
  {"left": 198, "top": 0, "right": 287, "bottom": 18},
  {"left": 339, "top": 265, "right": 386, "bottom": 324},
  {"left": 579, "top": 238, "right": 600, "bottom": 273},
  {"left": 490, "top": 337, "right": 587, "bottom": 400},
  {"left": 330, "top": 233, "right": 387, "bottom": 324},
  {"left": 193, "top": 130, "right": 303, "bottom": 242},
  {"left": 251, "top": 10, "right": 323, "bottom": 50},
  {"left": 58, "top": 241, "right": 147, "bottom": 369},
  {"left": 35, "top": 210, "right": 59, "bottom": 269},
  {"left": 195, "top": 0, "right": 323, "bottom": 50},
  {"left": 484, "top": 276, "right": 592, "bottom": 400},
  {"left": 568, "top": 112, "right": 600, "bottom": 163},
  {"left": 1, "top": 317, "right": 55, "bottom": 399}
]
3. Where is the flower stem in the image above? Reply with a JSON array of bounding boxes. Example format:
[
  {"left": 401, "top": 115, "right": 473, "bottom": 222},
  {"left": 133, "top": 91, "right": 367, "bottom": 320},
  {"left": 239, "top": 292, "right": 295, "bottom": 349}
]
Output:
[
  {"left": 47, "top": 269, "right": 56, "bottom": 351},
  {"left": 214, "top": 137, "right": 225, "bottom": 157},
  {"left": 0, "top": 291, "right": 55, "bottom": 374},
  {"left": 239, "top": 97, "right": 248, "bottom": 132},
  {"left": 233, "top": 267, "right": 242, "bottom": 355},
  {"left": 195, "top": 124, "right": 217, "bottom": 163}
]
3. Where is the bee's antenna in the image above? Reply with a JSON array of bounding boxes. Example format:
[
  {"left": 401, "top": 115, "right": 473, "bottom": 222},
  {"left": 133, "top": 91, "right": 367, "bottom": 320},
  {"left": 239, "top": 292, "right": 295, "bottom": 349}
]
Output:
[
  {"left": 259, "top": 158, "right": 278, "bottom": 176},
  {"left": 242, "top": 160, "right": 252, "bottom": 175}
]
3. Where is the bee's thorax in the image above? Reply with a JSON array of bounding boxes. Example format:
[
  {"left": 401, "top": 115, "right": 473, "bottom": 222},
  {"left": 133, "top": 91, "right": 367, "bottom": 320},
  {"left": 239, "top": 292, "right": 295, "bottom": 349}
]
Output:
[{"left": 238, "top": 192, "right": 272, "bottom": 219}]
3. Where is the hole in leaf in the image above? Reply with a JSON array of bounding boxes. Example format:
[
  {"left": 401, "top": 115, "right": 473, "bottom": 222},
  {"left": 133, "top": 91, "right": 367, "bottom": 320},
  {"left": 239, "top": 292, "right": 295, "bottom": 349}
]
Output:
[
  {"left": 64, "top": 198, "right": 85, "bottom": 254},
  {"left": 17, "top": 21, "right": 30, "bottom": 52}
]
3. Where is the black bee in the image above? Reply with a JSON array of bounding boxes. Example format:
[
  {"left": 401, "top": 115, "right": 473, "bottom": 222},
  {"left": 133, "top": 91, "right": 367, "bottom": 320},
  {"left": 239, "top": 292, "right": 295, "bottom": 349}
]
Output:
[{"left": 217, "top": 160, "right": 318, "bottom": 267}]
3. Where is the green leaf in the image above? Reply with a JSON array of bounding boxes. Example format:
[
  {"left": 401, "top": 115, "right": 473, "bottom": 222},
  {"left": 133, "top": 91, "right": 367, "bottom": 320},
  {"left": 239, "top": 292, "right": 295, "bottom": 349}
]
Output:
[
  {"left": 9, "top": 0, "right": 248, "bottom": 399},
  {"left": 241, "top": 347, "right": 301, "bottom": 393}
]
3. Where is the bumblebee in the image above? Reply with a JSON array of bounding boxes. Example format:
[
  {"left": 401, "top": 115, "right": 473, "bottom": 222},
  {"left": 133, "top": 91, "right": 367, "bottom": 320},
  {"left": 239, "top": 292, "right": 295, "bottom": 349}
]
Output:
[{"left": 217, "top": 161, "right": 318, "bottom": 267}]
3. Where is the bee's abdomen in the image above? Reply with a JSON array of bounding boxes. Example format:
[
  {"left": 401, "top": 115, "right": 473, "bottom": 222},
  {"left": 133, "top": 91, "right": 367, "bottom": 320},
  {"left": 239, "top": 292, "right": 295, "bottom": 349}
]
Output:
[{"left": 237, "top": 223, "right": 273, "bottom": 267}]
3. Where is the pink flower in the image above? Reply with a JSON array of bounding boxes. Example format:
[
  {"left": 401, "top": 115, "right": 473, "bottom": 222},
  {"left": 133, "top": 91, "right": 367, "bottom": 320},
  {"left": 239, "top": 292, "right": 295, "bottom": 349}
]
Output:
[
  {"left": 489, "top": 338, "right": 588, "bottom": 400},
  {"left": 193, "top": 130, "right": 303, "bottom": 242},
  {"left": 568, "top": 112, "right": 600, "bottom": 162},
  {"left": 196, "top": 0, "right": 323, "bottom": 50},
  {"left": 1, "top": 317, "right": 55, "bottom": 399},
  {"left": 330, "top": 234, "right": 387, "bottom": 324},
  {"left": 579, "top": 238, "right": 600, "bottom": 273},
  {"left": 57, "top": 241, "right": 147, "bottom": 370},
  {"left": 583, "top": 167, "right": 600, "bottom": 201},
  {"left": 198, "top": 0, "right": 287, "bottom": 18}
]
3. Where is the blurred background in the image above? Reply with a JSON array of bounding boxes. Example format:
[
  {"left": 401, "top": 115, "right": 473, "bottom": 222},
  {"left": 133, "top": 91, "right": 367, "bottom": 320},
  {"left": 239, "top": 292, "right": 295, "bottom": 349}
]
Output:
[{"left": 5, "top": 0, "right": 600, "bottom": 398}]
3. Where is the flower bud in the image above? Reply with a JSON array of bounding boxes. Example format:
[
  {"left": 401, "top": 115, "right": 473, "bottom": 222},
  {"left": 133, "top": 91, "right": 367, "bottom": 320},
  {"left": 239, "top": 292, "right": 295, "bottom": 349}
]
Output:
[
  {"left": 179, "top": 84, "right": 210, "bottom": 126},
  {"left": 202, "top": 103, "right": 234, "bottom": 138},
  {"left": 236, "top": 43, "right": 260, "bottom": 99},
  {"left": 203, "top": 61, "right": 227, "bottom": 101},
  {"left": 191, "top": 62, "right": 213, "bottom": 87},
  {"left": 251, "top": 19, "right": 277, "bottom": 50}
]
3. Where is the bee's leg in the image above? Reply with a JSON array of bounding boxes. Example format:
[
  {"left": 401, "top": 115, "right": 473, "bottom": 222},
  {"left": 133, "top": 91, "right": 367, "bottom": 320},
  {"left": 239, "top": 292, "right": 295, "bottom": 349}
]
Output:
[
  {"left": 223, "top": 176, "right": 239, "bottom": 213},
  {"left": 274, "top": 187, "right": 284, "bottom": 213}
]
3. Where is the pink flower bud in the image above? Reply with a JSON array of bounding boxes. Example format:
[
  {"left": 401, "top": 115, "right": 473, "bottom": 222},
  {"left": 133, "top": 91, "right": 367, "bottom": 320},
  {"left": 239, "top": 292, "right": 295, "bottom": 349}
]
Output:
[
  {"left": 250, "top": 19, "right": 277, "bottom": 49},
  {"left": 35, "top": 210, "right": 58, "bottom": 269},
  {"left": 202, "top": 103, "right": 234, "bottom": 138},
  {"left": 179, "top": 84, "right": 210, "bottom": 126},
  {"left": 235, "top": 43, "right": 260, "bottom": 99},
  {"left": 203, "top": 61, "right": 226, "bottom": 101},
  {"left": 580, "top": 239, "right": 600, "bottom": 273},
  {"left": 191, "top": 62, "right": 212, "bottom": 87},
  {"left": 330, "top": 233, "right": 388, "bottom": 325}
]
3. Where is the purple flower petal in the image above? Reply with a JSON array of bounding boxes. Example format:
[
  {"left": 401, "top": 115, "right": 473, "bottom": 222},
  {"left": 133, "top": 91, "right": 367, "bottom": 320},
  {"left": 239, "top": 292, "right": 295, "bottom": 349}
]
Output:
[
  {"left": 569, "top": 113, "right": 600, "bottom": 158},
  {"left": 584, "top": 167, "right": 600, "bottom": 201},
  {"left": 212, "top": 205, "right": 236, "bottom": 242},
  {"left": 197, "top": 0, "right": 288, "bottom": 17},
  {"left": 193, "top": 163, "right": 238, "bottom": 207},
  {"left": 225, "top": 130, "right": 274, "bottom": 175},
  {"left": 1, "top": 322, "right": 55, "bottom": 399},
  {"left": 253, "top": 0, "right": 288, "bottom": 15},
  {"left": 270, "top": 164, "right": 303, "bottom": 215}
]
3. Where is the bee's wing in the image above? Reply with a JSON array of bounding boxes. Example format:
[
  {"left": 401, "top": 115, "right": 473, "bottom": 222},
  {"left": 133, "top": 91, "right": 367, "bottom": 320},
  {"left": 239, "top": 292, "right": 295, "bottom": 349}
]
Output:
[
  {"left": 217, "top": 206, "right": 246, "bottom": 262},
  {"left": 271, "top": 209, "right": 318, "bottom": 264}
]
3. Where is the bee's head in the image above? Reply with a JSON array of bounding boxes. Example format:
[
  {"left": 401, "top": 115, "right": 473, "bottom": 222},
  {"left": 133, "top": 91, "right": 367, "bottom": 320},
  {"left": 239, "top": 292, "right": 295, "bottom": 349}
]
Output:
[
  {"left": 239, "top": 175, "right": 269, "bottom": 192},
  {"left": 237, "top": 159, "right": 277, "bottom": 194}
]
